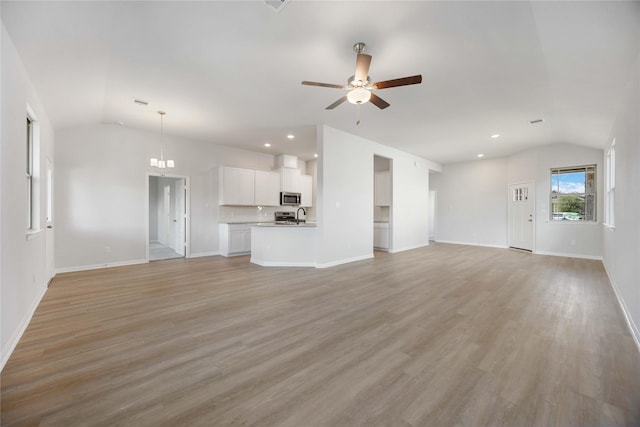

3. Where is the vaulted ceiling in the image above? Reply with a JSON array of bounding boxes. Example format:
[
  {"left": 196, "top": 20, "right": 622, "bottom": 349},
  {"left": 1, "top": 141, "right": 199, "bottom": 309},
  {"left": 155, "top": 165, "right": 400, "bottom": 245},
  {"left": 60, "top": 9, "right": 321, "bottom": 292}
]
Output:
[{"left": 2, "top": 1, "right": 639, "bottom": 163}]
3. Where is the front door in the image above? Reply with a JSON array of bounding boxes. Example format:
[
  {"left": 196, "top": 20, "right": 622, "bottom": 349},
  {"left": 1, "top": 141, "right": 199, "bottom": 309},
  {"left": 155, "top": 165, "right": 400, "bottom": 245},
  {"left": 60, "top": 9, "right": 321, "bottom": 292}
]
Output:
[{"left": 508, "top": 182, "right": 534, "bottom": 251}]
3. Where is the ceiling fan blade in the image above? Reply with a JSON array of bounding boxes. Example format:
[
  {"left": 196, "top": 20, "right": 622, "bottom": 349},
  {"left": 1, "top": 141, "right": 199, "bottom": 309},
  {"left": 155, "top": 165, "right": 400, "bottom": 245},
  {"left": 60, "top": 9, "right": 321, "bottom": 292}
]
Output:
[
  {"left": 301, "top": 81, "right": 346, "bottom": 89},
  {"left": 371, "top": 74, "right": 422, "bottom": 90},
  {"left": 354, "top": 53, "right": 372, "bottom": 84},
  {"left": 326, "top": 96, "right": 348, "bottom": 110},
  {"left": 369, "top": 92, "right": 390, "bottom": 110}
]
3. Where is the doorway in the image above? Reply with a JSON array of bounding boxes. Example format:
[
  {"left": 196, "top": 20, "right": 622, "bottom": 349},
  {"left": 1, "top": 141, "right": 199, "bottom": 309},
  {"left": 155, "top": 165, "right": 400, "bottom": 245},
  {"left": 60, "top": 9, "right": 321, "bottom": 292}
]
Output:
[
  {"left": 508, "top": 182, "right": 534, "bottom": 252},
  {"left": 148, "top": 175, "right": 188, "bottom": 261},
  {"left": 373, "top": 155, "right": 392, "bottom": 253},
  {"left": 428, "top": 190, "right": 437, "bottom": 242}
]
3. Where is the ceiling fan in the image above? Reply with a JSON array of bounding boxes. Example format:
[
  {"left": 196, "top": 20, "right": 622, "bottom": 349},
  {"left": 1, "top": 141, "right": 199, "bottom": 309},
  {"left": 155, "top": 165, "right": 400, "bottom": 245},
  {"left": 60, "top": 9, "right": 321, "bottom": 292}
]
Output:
[{"left": 302, "top": 42, "right": 422, "bottom": 110}]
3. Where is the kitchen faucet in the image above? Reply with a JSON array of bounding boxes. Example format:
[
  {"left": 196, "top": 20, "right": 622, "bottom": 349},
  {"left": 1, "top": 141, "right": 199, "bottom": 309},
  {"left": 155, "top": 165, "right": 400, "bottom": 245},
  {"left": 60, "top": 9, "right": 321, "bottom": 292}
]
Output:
[{"left": 296, "top": 207, "right": 306, "bottom": 222}]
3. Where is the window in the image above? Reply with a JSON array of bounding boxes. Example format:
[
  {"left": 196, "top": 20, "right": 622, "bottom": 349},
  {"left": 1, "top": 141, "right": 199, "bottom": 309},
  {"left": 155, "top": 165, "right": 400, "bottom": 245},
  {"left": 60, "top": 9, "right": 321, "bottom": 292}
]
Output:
[
  {"left": 606, "top": 141, "right": 615, "bottom": 227},
  {"left": 46, "top": 159, "right": 53, "bottom": 224},
  {"left": 26, "top": 109, "right": 40, "bottom": 233},
  {"left": 550, "top": 165, "right": 596, "bottom": 222}
]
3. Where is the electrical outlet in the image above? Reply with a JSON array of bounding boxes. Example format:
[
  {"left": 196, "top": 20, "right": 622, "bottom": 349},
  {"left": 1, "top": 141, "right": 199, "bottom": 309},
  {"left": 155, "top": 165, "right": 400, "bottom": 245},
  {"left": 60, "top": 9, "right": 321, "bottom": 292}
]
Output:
[{"left": 105, "top": 246, "right": 111, "bottom": 253}]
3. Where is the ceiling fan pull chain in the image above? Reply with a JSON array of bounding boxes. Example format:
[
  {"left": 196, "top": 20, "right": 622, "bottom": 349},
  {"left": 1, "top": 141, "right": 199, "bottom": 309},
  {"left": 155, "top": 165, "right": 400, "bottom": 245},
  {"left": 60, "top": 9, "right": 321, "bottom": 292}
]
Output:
[{"left": 356, "top": 104, "right": 361, "bottom": 126}]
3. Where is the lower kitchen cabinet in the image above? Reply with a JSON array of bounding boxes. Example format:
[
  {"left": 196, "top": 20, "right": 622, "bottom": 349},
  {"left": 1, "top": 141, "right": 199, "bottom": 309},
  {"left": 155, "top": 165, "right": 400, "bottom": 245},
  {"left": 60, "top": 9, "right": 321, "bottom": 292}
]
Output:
[
  {"left": 374, "top": 222, "right": 389, "bottom": 250},
  {"left": 219, "top": 223, "right": 252, "bottom": 256}
]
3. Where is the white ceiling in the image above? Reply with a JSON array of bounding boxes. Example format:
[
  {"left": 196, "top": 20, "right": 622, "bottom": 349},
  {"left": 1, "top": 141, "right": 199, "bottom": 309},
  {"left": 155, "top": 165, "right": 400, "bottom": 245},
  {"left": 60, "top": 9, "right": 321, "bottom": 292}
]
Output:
[{"left": 2, "top": 1, "right": 639, "bottom": 164}]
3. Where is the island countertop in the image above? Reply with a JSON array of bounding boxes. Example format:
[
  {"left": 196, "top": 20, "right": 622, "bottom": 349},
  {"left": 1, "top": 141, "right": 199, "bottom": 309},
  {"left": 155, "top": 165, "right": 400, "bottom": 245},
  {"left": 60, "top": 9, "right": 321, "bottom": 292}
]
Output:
[{"left": 254, "top": 222, "right": 316, "bottom": 228}]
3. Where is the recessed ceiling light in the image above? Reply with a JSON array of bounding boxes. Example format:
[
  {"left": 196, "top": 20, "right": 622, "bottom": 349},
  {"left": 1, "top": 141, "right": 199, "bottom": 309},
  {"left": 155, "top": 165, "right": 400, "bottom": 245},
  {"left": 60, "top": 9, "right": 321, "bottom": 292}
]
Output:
[
  {"left": 491, "top": 134, "right": 500, "bottom": 139},
  {"left": 477, "top": 154, "right": 485, "bottom": 158},
  {"left": 264, "top": 143, "right": 271, "bottom": 147},
  {"left": 314, "top": 153, "right": 318, "bottom": 158},
  {"left": 287, "top": 134, "right": 294, "bottom": 140}
]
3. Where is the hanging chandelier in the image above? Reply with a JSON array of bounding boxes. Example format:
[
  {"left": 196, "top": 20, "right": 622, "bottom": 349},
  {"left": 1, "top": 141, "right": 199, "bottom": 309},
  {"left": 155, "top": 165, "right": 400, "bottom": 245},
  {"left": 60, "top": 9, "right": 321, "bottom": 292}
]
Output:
[{"left": 150, "top": 110, "right": 175, "bottom": 169}]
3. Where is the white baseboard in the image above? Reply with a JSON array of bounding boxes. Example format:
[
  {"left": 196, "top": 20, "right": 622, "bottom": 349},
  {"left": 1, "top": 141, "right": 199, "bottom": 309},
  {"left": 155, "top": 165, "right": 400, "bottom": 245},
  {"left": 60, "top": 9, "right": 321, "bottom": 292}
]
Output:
[
  {"left": 534, "top": 250, "right": 603, "bottom": 261},
  {"left": 188, "top": 251, "right": 220, "bottom": 258},
  {"left": 389, "top": 242, "right": 429, "bottom": 253},
  {"left": 56, "top": 259, "right": 148, "bottom": 274},
  {"left": 316, "top": 254, "right": 374, "bottom": 269},
  {"left": 602, "top": 261, "right": 640, "bottom": 353},
  {"left": 219, "top": 251, "right": 250, "bottom": 258},
  {"left": 250, "top": 258, "right": 316, "bottom": 267},
  {"left": 435, "top": 240, "right": 508, "bottom": 249},
  {"left": 1, "top": 283, "right": 48, "bottom": 372}
]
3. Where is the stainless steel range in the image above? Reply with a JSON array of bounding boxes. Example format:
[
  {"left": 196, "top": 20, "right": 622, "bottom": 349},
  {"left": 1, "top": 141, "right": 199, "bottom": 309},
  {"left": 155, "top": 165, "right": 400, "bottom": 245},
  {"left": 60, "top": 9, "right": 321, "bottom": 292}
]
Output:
[{"left": 274, "top": 211, "right": 304, "bottom": 225}]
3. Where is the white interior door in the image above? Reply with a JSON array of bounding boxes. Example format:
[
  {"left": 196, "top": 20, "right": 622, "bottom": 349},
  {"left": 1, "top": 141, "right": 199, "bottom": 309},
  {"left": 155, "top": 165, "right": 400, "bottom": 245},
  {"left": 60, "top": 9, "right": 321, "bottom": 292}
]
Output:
[
  {"left": 45, "top": 157, "right": 55, "bottom": 282},
  {"left": 163, "top": 185, "right": 171, "bottom": 245},
  {"left": 508, "top": 182, "right": 534, "bottom": 251},
  {"left": 174, "top": 179, "right": 186, "bottom": 256}
]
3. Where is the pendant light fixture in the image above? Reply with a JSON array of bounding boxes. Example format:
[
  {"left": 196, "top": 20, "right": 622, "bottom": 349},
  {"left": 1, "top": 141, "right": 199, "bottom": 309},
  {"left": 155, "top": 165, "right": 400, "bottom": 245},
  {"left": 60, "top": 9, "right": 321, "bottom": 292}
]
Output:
[{"left": 150, "top": 111, "right": 175, "bottom": 170}]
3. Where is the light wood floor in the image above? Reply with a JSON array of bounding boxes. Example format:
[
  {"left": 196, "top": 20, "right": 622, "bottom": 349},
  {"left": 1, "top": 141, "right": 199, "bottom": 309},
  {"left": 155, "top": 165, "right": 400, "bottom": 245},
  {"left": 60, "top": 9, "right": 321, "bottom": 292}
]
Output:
[{"left": 2, "top": 244, "right": 640, "bottom": 426}]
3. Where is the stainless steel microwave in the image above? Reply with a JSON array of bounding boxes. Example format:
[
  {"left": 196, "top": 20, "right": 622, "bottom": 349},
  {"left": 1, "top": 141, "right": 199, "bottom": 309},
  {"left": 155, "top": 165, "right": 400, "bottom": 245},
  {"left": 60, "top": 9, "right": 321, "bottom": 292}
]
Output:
[{"left": 280, "top": 191, "right": 301, "bottom": 206}]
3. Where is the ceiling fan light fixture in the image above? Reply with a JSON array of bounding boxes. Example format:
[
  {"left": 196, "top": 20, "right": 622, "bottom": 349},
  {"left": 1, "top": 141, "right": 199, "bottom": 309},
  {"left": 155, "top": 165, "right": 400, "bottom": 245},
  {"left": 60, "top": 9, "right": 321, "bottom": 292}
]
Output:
[{"left": 347, "top": 87, "right": 371, "bottom": 105}]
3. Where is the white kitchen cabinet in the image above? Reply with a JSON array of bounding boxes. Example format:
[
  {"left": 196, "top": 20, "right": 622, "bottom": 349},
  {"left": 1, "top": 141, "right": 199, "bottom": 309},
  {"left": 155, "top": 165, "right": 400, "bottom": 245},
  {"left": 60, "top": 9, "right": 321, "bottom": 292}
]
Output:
[
  {"left": 254, "top": 170, "right": 280, "bottom": 206},
  {"left": 219, "top": 167, "right": 255, "bottom": 206},
  {"left": 280, "top": 168, "right": 301, "bottom": 193},
  {"left": 374, "top": 222, "right": 390, "bottom": 250},
  {"left": 299, "top": 174, "right": 313, "bottom": 207},
  {"left": 219, "top": 223, "right": 252, "bottom": 256},
  {"left": 375, "top": 172, "right": 392, "bottom": 207}
]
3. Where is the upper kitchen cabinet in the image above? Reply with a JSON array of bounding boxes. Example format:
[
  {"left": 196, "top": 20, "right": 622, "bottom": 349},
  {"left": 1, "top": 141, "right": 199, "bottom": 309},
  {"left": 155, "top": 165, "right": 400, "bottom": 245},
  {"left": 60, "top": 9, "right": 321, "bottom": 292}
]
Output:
[
  {"left": 254, "top": 170, "right": 280, "bottom": 206},
  {"left": 219, "top": 166, "right": 255, "bottom": 205},
  {"left": 375, "top": 172, "right": 392, "bottom": 206},
  {"left": 280, "top": 168, "right": 301, "bottom": 193}
]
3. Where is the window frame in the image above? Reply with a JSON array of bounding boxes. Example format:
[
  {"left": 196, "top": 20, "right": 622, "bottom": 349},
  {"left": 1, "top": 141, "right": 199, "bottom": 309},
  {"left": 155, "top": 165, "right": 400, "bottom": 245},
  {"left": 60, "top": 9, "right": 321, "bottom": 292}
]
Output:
[
  {"left": 549, "top": 164, "right": 597, "bottom": 223},
  {"left": 26, "top": 116, "right": 34, "bottom": 231},
  {"left": 26, "top": 106, "right": 41, "bottom": 237}
]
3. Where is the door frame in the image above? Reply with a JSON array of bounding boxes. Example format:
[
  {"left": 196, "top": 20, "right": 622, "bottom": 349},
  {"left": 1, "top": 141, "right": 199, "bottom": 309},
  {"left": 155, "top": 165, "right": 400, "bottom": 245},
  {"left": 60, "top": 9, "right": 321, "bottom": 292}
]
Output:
[
  {"left": 145, "top": 173, "right": 191, "bottom": 261},
  {"left": 507, "top": 180, "right": 535, "bottom": 252}
]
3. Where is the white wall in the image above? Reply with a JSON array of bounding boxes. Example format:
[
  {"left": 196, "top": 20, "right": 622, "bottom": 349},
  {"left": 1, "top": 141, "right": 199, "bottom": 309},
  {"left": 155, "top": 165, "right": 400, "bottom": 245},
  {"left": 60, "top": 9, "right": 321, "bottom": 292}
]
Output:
[
  {"left": 306, "top": 159, "right": 317, "bottom": 220},
  {"left": 55, "top": 124, "right": 276, "bottom": 270},
  {"left": 431, "top": 143, "right": 604, "bottom": 258},
  {"left": 516, "top": 144, "right": 603, "bottom": 258},
  {"left": 316, "top": 126, "right": 434, "bottom": 267},
  {"left": 1, "top": 24, "right": 54, "bottom": 369},
  {"left": 430, "top": 158, "right": 508, "bottom": 248},
  {"left": 603, "top": 53, "right": 640, "bottom": 348}
]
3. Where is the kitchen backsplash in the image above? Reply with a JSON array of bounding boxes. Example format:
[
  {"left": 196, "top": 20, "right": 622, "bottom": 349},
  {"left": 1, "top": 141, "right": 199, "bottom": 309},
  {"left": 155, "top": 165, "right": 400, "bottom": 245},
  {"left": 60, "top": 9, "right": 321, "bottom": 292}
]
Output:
[{"left": 218, "top": 206, "right": 315, "bottom": 223}]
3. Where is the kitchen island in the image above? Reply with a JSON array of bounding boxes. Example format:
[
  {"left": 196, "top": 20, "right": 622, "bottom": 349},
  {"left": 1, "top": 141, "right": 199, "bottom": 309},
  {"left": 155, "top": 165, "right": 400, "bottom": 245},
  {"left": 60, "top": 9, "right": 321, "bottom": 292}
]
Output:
[{"left": 250, "top": 223, "right": 317, "bottom": 267}]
